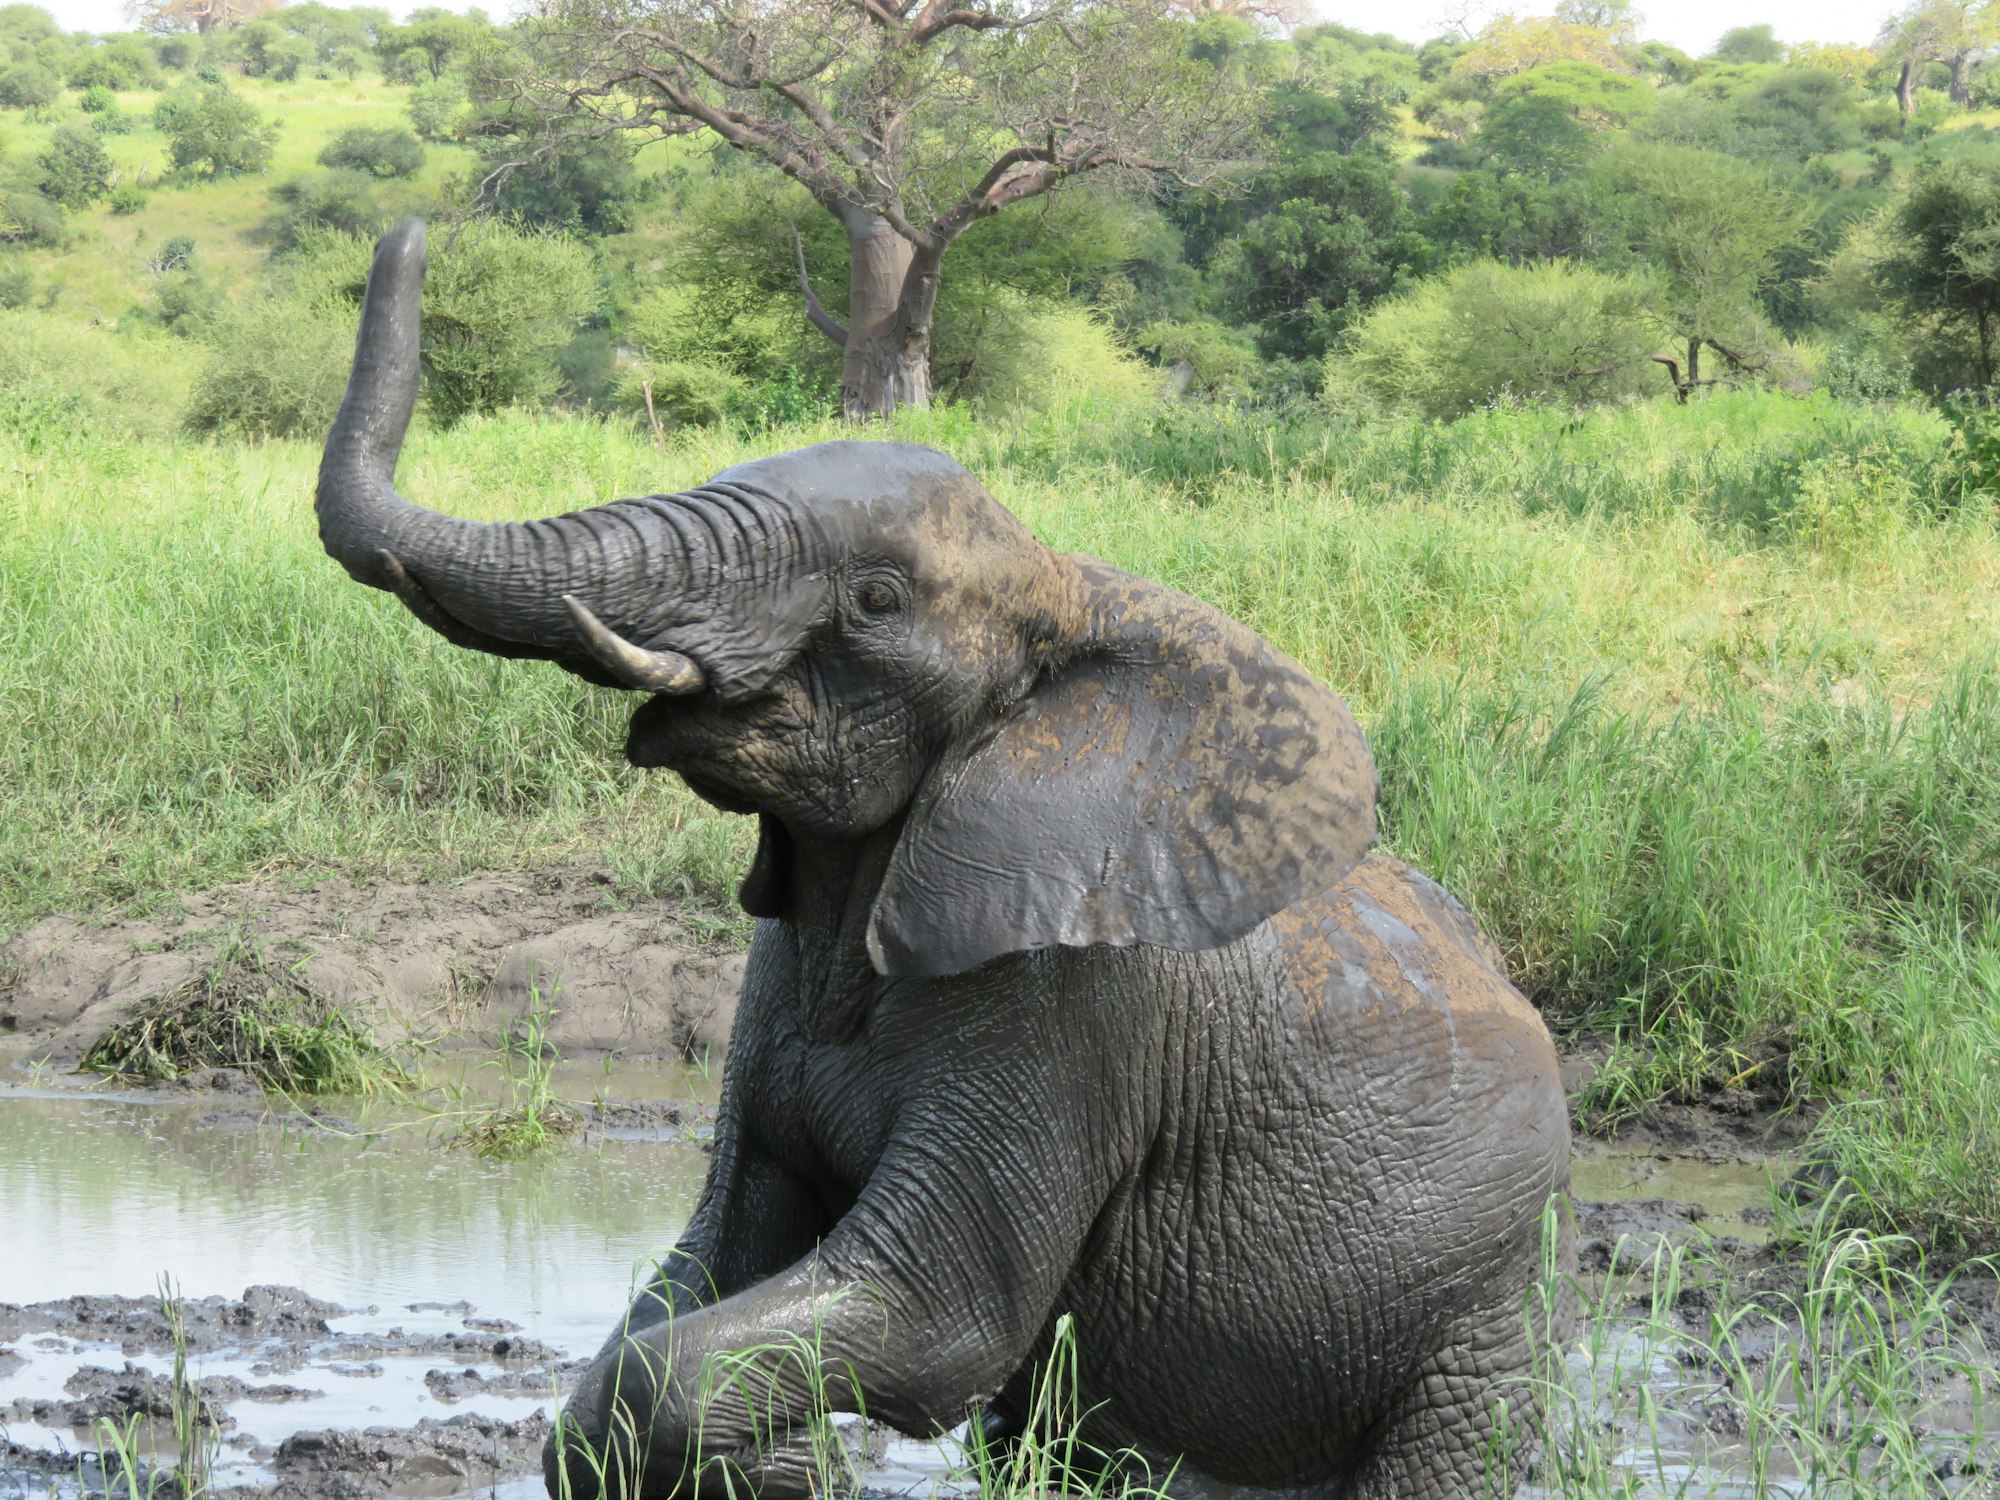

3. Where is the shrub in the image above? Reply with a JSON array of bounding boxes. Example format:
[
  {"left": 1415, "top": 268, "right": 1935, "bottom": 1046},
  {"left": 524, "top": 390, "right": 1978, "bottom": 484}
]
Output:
[
  {"left": 184, "top": 284, "right": 356, "bottom": 437},
  {"left": 0, "top": 185, "right": 64, "bottom": 247},
  {"left": 191, "top": 220, "right": 599, "bottom": 434},
  {"left": 263, "top": 169, "right": 404, "bottom": 249},
  {"left": 317, "top": 124, "right": 425, "bottom": 178},
  {"left": 1135, "top": 317, "right": 1263, "bottom": 400},
  {"left": 149, "top": 234, "right": 195, "bottom": 272},
  {"left": 66, "top": 39, "right": 157, "bottom": 93},
  {"left": 108, "top": 182, "right": 147, "bottom": 215},
  {"left": 159, "top": 84, "right": 275, "bottom": 178},
  {"left": 405, "top": 70, "right": 466, "bottom": 142},
  {"left": 1327, "top": 259, "right": 1663, "bottom": 418},
  {"left": 617, "top": 357, "right": 746, "bottom": 429},
  {"left": 0, "top": 306, "right": 198, "bottom": 440},
  {"left": 0, "top": 261, "right": 30, "bottom": 308},
  {"left": 0, "top": 62, "right": 58, "bottom": 109},
  {"left": 77, "top": 83, "right": 115, "bottom": 113},
  {"left": 36, "top": 122, "right": 112, "bottom": 209}
]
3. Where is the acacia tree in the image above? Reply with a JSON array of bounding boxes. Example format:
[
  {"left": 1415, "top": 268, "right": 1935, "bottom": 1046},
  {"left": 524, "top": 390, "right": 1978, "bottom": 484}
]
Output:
[
  {"left": 507, "top": 1, "right": 1256, "bottom": 417},
  {"left": 1877, "top": 0, "right": 1997, "bottom": 110},
  {"left": 127, "top": 0, "right": 277, "bottom": 34}
]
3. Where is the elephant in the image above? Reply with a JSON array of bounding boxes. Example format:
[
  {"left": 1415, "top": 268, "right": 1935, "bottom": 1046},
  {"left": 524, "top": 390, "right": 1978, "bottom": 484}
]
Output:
[{"left": 315, "top": 221, "right": 1573, "bottom": 1500}]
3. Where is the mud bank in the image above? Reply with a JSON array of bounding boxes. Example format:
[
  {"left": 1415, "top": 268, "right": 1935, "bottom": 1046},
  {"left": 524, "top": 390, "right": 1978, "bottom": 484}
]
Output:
[
  {"left": 0, "top": 870, "right": 743, "bottom": 1064},
  {"left": 0, "top": 1286, "right": 561, "bottom": 1500}
]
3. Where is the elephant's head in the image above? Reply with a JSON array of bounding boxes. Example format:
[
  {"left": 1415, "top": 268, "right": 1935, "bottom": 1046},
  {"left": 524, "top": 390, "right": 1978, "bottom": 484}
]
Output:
[{"left": 318, "top": 221, "right": 1379, "bottom": 976}]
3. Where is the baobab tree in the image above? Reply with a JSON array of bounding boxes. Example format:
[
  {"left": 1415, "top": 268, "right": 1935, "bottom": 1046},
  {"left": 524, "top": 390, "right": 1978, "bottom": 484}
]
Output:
[{"left": 508, "top": 1, "right": 1257, "bottom": 418}]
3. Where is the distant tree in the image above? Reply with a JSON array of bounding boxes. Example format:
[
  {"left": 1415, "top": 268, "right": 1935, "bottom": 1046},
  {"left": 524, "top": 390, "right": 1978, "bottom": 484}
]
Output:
[
  {"left": 1555, "top": 0, "right": 1639, "bottom": 44},
  {"left": 1710, "top": 25, "right": 1784, "bottom": 65},
  {"left": 1877, "top": 0, "right": 1996, "bottom": 109},
  {"left": 376, "top": 9, "right": 490, "bottom": 80},
  {"left": 36, "top": 122, "right": 111, "bottom": 207},
  {"left": 1628, "top": 40, "right": 1698, "bottom": 82},
  {"left": 1491, "top": 60, "right": 1655, "bottom": 127},
  {"left": 1873, "top": 158, "right": 2000, "bottom": 384},
  {"left": 1328, "top": 258, "right": 1662, "bottom": 417},
  {"left": 128, "top": 0, "right": 278, "bottom": 35},
  {"left": 1600, "top": 142, "right": 1813, "bottom": 395},
  {"left": 318, "top": 125, "right": 425, "bottom": 178},
  {"left": 510, "top": 0, "right": 1258, "bottom": 418},
  {"left": 1212, "top": 151, "right": 1430, "bottom": 362},
  {"left": 477, "top": 128, "right": 641, "bottom": 234},
  {"left": 1453, "top": 15, "right": 1629, "bottom": 79},
  {"left": 66, "top": 37, "right": 159, "bottom": 90},
  {"left": 1787, "top": 40, "right": 1881, "bottom": 85},
  {"left": 158, "top": 83, "right": 275, "bottom": 176},
  {"left": 405, "top": 69, "right": 466, "bottom": 141},
  {"left": 0, "top": 60, "right": 58, "bottom": 107}
]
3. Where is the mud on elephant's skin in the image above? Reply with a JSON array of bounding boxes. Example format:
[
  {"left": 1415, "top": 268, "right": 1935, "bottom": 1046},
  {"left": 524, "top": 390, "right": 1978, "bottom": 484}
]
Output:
[{"left": 314, "top": 220, "right": 1574, "bottom": 1500}]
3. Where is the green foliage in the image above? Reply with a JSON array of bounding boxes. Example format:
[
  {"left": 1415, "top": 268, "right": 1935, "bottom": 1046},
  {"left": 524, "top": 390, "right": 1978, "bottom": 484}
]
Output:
[
  {"left": 477, "top": 128, "right": 641, "bottom": 235},
  {"left": 0, "top": 259, "right": 29, "bottom": 307},
  {"left": 1711, "top": 23, "right": 1785, "bottom": 65},
  {"left": 318, "top": 124, "right": 424, "bottom": 179},
  {"left": 65, "top": 37, "right": 155, "bottom": 92},
  {"left": 1134, "top": 317, "right": 1261, "bottom": 399},
  {"left": 158, "top": 83, "right": 276, "bottom": 178},
  {"left": 0, "top": 182, "right": 63, "bottom": 246},
  {"left": 1328, "top": 258, "right": 1661, "bottom": 417},
  {"left": 263, "top": 168, "right": 408, "bottom": 249},
  {"left": 1871, "top": 156, "right": 2000, "bottom": 386},
  {"left": 1600, "top": 141, "right": 1813, "bottom": 382},
  {"left": 107, "top": 181, "right": 146, "bottom": 215},
  {"left": 0, "top": 60, "right": 56, "bottom": 108},
  {"left": 0, "top": 305, "right": 199, "bottom": 439},
  {"left": 404, "top": 68, "right": 465, "bottom": 141},
  {"left": 1211, "top": 151, "right": 1429, "bottom": 364},
  {"left": 76, "top": 82, "right": 111, "bottom": 112},
  {"left": 35, "top": 121, "right": 108, "bottom": 208}
]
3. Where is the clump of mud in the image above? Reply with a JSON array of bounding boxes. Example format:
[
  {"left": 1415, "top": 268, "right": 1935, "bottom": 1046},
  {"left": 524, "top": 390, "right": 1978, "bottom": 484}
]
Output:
[{"left": 78, "top": 939, "right": 405, "bottom": 1096}]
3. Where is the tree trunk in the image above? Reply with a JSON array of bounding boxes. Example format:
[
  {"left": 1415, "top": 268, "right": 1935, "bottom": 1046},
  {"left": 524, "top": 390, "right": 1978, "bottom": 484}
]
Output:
[
  {"left": 1951, "top": 52, "right": 1975, "bottom": 106},
  {"left": 839, "top": 210, "right": 934, "bottom": 420},
  {"left": 1979, "top": 306, "right": 1992, "bottom": 387},
  {"left": 1686, "top": 337, "right": 1701, "bottom": 393},
  {"left": 1898, "top": 58, "right": 1917, "bottom": 116}
]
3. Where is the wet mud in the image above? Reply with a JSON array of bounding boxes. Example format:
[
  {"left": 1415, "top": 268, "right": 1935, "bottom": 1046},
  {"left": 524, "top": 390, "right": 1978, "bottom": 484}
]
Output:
[{"left": 0, "top": 869, "right": 744, "bottom": 1064}]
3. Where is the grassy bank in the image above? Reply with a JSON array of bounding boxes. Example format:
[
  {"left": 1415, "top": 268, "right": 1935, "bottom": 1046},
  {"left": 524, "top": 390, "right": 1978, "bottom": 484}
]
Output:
[{"left": 4, "top": 388, "right": 1998, "bottom": 1250}]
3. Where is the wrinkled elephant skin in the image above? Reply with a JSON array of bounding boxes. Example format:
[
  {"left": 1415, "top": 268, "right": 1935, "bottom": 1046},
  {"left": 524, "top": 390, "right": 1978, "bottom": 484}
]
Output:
[{"left": 314, "top": 221, "right": 1573, "bottom": 1500}]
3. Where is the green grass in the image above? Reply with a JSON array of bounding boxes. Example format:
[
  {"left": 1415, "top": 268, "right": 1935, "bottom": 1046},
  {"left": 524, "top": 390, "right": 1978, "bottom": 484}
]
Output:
[
  {"left": 443, "top": 990, "right": 583, "bottom": 1158},
  {"left": 3, "top": 385, "right": 2000, "bottom": 1249}
]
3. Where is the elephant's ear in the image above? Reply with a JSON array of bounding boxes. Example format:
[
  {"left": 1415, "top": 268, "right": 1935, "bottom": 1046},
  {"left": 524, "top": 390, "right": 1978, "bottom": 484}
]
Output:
[{"left": 866, "top": 559, "right": 1378, "bottom": 978}]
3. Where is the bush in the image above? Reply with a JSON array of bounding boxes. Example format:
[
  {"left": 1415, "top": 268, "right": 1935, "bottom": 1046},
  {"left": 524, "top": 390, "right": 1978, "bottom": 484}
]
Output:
[
  {"left": 0, "top": 262, "right": 30, "bottom": 308},
  {"left": 405, "top": 70, "right": 466, "bottom": 142},
  {"left": 1328, "top": 259, "right": 1663, "bottom": 418},
  {"left": 191, "top": 220, "right": 600, "bottom": 434},
  {"left": 184, "top": 284, "right": 356, "bottom": 438},
  {"left": 263, "top": 169, "right": 405, "bottom": 250},
  {"left": 1135, "top": 317, "right": 1263, "bottom": 400},
  {"left": 0, "top": 306, "right": 198, "bottom": 441},
  {"left": 0, "top": 186, "right": 64, "bottom": 247},
  {"left": 66, "top": 39, "right": 157, "bottom": 93},
  {"left": 77, "top": 83, "right": 115, "bottom": 113},
  {"left": 616, "top": 358, "right": 746, "bottom": 429},
  {"left": 0, "top": 62, "right": 58, "bottom": 109},
  {"left": 317, "top": 125, "right": 425, "bottom": 178},
  {"left": 158, "top": 84, "right": 275, "bottom": 178},
  {"left": 149, "top": 234, "right": 195, "bottom": 272},
  {"left": 36, "top": 122, "right": 112, "bottom": 209},
  {"left": 108, "top": 182, "right": 147, "bottom": 215}
]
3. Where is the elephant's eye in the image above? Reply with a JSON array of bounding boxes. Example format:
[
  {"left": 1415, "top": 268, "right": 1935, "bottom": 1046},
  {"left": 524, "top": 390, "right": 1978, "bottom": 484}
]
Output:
[{"left": 857, "top": 580, "right": 901, "bottom": 617}]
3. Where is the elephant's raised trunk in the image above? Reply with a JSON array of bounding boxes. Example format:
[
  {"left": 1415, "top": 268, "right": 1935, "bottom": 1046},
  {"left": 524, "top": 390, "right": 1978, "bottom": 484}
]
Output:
[{"left": 315, "top": 218, "right": 708, "bottom": 693}]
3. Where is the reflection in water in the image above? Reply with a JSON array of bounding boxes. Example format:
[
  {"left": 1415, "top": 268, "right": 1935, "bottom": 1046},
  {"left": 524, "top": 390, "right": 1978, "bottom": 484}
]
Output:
[{"left": 0, "top": 1080, "right": 710, "bottom": 1354}]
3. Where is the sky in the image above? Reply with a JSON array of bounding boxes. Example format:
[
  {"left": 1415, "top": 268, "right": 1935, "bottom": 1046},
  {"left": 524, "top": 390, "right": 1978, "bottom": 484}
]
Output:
[{"left": 38, "top": 0, "right": 1894, "bottom": 55}]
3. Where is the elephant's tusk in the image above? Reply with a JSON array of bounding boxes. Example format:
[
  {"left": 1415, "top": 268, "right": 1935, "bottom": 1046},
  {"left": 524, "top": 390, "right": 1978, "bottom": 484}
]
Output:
[{"left": 562, "top": 596, "right": 705, "bottom": 695}]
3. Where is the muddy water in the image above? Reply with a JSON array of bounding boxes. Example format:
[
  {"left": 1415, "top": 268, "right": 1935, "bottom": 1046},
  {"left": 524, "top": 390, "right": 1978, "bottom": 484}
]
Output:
[{"left": 0, "top": 1065, "right": 1891, "bottom": 1500}]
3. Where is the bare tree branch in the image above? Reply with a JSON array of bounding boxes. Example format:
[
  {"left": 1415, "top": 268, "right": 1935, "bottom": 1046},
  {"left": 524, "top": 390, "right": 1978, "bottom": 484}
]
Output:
[{"left": 795, "top": 227, "right": 851, "bottom": 346}]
